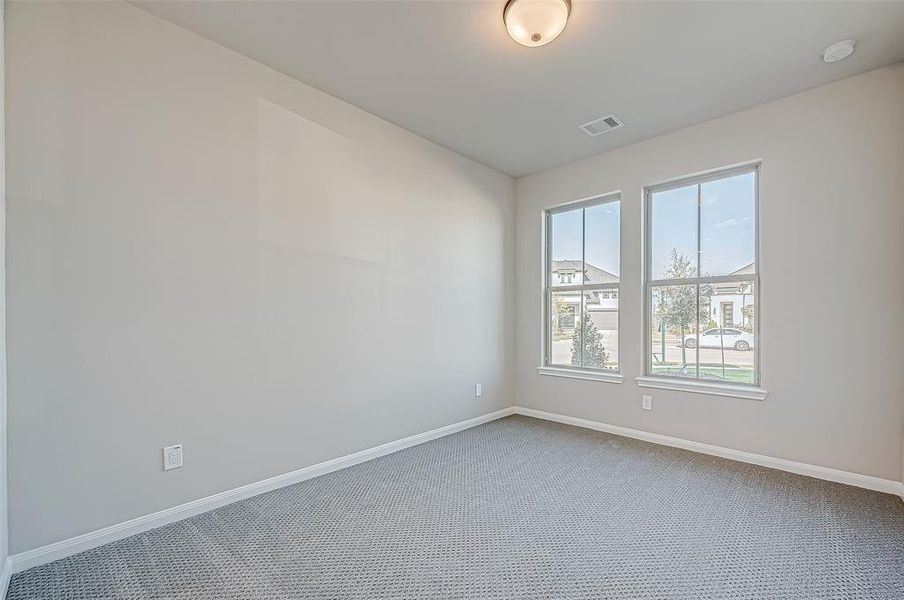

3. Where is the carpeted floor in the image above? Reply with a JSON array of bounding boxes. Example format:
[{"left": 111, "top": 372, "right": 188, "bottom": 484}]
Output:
[{"left": 8, "top": 415, "right": 904, "bottom": 599}]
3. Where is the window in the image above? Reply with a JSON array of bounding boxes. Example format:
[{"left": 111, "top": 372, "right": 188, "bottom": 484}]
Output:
[
  {"left": 545, "top": 194, "right": 620, "bottom": 373},
  {"left": 645, "top": 165, "right": 758, "bottom": 386},
  {"left": 559, "top": 305, "right": 576, "bottom": 329}
]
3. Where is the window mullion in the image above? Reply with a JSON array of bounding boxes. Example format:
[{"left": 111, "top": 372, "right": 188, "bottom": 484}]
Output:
[
  {"left": 549, "top": 284, "right": 610, "bottom": 293},
  {"left": 695, "top": 184, "right": 702, "bottom": 380},
  {"left": 696, "top": 183, "right": 702, "bottom": 278},
  {"left": 578, "top": 291, "right": 585, "bottom": 368},
  {"left": 580, "top": 207, "right": 586, "bottom": 367},
  {"left": 649, "top": 274, "right": 756, "bottom": 287},
  {"left": 695, "top": 283, "right": 700, "bottom": 380},
  {"left": 546, "top": 283, "right": 620, "bottom": 294},
  {"left": 581, "top": 207, "right": 586, "bottom": 284}
]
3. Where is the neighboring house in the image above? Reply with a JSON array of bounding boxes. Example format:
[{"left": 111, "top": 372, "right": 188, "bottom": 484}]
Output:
[
  {"left": 551, "top": 260, "right": 619, "bottom": 334},
  {"left": 709, "top": 262, "right": 755, "bottom": 328}
]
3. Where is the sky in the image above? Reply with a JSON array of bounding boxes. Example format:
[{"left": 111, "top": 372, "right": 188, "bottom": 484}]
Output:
[
  {"left": 550, "top": 200, "right": 620, "bottom": 276},
  {"left": 651, "top": 171, "right": 756, "bottom": 279},
  {"left": 550, "top": 171, "right": 755, "bottom": 281}
]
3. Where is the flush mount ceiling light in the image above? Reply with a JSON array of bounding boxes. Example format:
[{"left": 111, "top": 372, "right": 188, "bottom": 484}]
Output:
[
  {"left": 504, "top": 0, "right": 571, "bottom": 48},
  {"left": 822, "top": 39, "right": 856, "bottom": 63}
]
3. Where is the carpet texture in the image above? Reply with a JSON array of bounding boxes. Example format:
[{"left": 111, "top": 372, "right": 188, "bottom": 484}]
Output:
[{"left": 8, "top": 415, "right": 904, "bottom": 599}]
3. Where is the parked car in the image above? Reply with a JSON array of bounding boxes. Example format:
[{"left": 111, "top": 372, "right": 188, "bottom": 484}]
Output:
[{"left": 682, "top": 328, "right": 753, "bottom": 350}]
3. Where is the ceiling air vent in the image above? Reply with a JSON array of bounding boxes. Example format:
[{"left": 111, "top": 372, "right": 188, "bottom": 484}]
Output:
[{"left": 579, "top": 114, "right": 624, "bottom": 137}]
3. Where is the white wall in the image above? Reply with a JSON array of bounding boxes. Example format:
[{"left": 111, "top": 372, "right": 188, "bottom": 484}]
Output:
[
  {"left": 6, "top": 1, "right": 514, "bottom": 553},
  {"left": 0, "top": 0, "right": 9, "bottom": 580},
  {"left": 516, "top": 65, "right": 904, "bottom": 482},
  {"left": 6, "top": 0, "right": 903, "bottom": 562}
]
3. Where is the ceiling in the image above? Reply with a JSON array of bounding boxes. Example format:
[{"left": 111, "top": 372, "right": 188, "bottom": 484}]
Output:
[{"left": 136, "top": 1, "right": 904, "bottom": 177}]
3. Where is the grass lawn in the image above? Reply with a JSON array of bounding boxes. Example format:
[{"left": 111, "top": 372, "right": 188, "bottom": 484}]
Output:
[{"left": 651, "top": 364, "right": 754, "bottom": 383}]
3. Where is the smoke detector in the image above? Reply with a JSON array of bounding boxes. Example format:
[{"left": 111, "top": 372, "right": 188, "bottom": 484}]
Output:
[
  {"left": 822, "top": 40, "right": 855, "bottom": 63},
  {"left": 579, "top": 114, "right": 624, "bottom": 137}
]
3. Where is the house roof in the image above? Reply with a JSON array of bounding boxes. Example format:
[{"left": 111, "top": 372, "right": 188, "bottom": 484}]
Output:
[
  {"left": 730, "top": 262, "right": 755, "bottom": 275},
  {"left": 552, "top": 261, "right": 619, "bottom": 285},
  {"left": 710, "top": 263, "right": 755, "bottom": 295}
]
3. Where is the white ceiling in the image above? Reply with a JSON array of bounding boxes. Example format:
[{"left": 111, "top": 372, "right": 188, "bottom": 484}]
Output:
[{"left": 137, "top": 1, "right": 904, "bottom": 177}]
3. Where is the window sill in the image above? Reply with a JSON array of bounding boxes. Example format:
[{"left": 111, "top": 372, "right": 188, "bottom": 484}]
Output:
[
  {"left": 537, "top": 367, "right": 624, "bottom": 384},
  {"left": 635, "top": 376, "right": 768, "bottom": 401}
]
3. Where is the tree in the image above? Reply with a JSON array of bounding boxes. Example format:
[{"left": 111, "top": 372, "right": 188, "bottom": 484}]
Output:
[
  {"left": 657, "top": 249, "right": 707, "bottom": 365},
  {"left": 663, "top": 247, "right": 696, "bottom": 280},
  {"left": 741, "top": 304, "right": 755, "bottom": 332},
  {"left": 552, "top": 297, "right": 572, "bottom": 336},
  {"left": 571, "top": 310, "right": 609, "bottom": 369}
]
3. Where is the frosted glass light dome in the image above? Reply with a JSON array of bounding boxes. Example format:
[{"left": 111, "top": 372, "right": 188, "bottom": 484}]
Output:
[{"left": 504, "top": 0, "right": 572, "bottom": 48}]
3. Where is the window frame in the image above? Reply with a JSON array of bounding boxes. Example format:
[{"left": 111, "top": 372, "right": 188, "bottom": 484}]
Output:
[
  {"left": 542, "top": 191, "right": 622, "bottom": 378},
  {"left": 642, "top": 163, "right": 761, "bottom": 388}
]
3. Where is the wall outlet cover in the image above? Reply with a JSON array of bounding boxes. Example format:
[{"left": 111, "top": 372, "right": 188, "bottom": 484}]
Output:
[
  {"left": 163, "top": 444, "right": 183, "bottom": 471},
  {"left": 642, "top": 395, "right": 653, "bottom": 411}
]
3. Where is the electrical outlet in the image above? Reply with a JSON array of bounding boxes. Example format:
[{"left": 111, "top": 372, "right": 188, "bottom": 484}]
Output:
[
  {"left": 475, "top": 383, "right": 482, "bottom": 397},
  {"left": 163, "top": 444, "right": 183, "bottom": 471},
  {"left": 642, "top": 395, "right": 653, "bottom": 411}
]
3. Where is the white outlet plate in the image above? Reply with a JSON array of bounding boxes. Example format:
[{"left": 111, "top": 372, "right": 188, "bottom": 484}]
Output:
[
  {"left": 163, "top": 444, "right": 183, "bottom": 471},
  {"left": 475, "top": 383, "right": 482, "bottom": 397},
  {"left": 642, "top": 395, "right": 653, "bottom": 411}
]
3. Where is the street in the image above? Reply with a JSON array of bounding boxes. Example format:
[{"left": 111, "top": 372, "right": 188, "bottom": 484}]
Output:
[{"left": 550, "top": 332, "right": 754, "bottom": 382}]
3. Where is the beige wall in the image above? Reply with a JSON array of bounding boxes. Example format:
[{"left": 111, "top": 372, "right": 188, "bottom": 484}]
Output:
[
  {"left": 515, "top": 65, "right": 904, "bottom": 483},
  {"left": 6, "top": 1, "right": 514, "bottom": 553}
]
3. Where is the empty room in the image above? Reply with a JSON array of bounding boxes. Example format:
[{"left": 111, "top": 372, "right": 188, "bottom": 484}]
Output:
[{"left": 0, "top": 0, "right": 902, "bottom": 598}]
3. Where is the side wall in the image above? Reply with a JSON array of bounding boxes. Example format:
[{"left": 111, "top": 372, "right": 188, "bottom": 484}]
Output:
[
  {"left": 0, "top": 0, "right": 9, "bottom": 581},
  {"left": 6, "top": 2, "right": 514, "bottom": 553},
  {"left": 515, "top": 65, "right": 904, "bottom": 482}
]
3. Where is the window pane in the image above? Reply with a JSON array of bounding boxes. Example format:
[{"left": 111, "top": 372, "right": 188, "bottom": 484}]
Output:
[
  {"left": 650, "top": 184, "right": 698, "bottom": 280},
  {"left": 546, "top": 196, "right": 621, "bottom": 373},
  {"left": 549, "top": 208, "right": 582, "bottom": 287},
  {"left": 649, "top": 283, "right": 703, "bottom": 378},
  {"left": 584, "top": 202, "right": 620, "bottom": 282},
  {"left": 701, "top": 171, "right": 756, "bottom": 277},
  {"left": 582, "top": 290, "right": 618, "bottom": 370},
  {"left": 549, "top": 290, "right": 579, "bottom": 366},
  {"left": 699, "top": 281, "right": 755, "bottom": 383}
]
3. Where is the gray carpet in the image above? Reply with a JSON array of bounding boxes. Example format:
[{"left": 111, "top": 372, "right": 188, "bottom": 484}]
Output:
[{"left": 8, "top": 415, "right": 904, "bottom": 599}]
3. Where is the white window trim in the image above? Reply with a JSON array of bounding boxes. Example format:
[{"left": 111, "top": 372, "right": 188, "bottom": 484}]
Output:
[
  {"left": 635, "top": 376, "right": 767, "bottom": 400},
  {"left": 538, "top": 366, "right": 625, "bottom": 384},
  {"left": 542, "top": 191, "right": 621, "bottom": 379},
  {"left": 642, "top": 162, "right": 764, "bottom": 396}
]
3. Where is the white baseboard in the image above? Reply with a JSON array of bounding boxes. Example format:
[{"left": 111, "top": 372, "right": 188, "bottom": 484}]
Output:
[
  {"left": 0, "top": 558, "right": 11, "bottom": 600},
  {"left": 514, "top": 406, "right": 904, "bottom": 497},
  {"left": 9, "top": 407, "right": 515, "bottom": 575}
]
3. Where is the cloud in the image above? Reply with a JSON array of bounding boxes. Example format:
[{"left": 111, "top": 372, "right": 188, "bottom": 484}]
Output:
[{"left": 712, "top": 216, "right": 749, "bottom": 229}]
